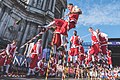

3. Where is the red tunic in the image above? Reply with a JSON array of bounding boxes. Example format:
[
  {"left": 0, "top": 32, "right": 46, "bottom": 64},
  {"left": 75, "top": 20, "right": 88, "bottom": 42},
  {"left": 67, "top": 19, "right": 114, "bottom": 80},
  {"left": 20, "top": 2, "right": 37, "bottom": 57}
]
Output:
[
  {"left": 0, "top": 50, "right": 6, "bottom": 66},
  {"left": 54, "top": 19, "right": 64, "bottom": 27},
  {"left": 38, "top": 60, "right": 47, "bottom": 75},
  {"left": 30, "top": 43, "right": 42, "bottom": 69},
  {"left": 5, "top": 46, "right": 16, "bottom": 65},
  {"left": 91, "top": 31, "right": 99, "bottom": 43},
  {"left": 69, "top": 13, "right": 79, "bottom": 23},
  {"left": 68, "top": 6, "right": 81, "bottom": 30},
  {"left": 70, "top": 35, "right": 80, "bottom": 47},
  {"left": 85, "top": 55, "right": 92, "bottom": 65},
  {"left": 52, "top": 33, "right": 61, "bottom": 48},
  {"left": 69, "top": 48, "right": 79, "bottom": 56},
  {"left": 88, "top": 55, "right": 92, "bottom": 62},
  {"left": 70, "top": 35, "right": 80, "bottom": 56},
  {"left": 54, "top": 19, "right": 68, "bottom": 36},
  {"left": 32, "top": 43, "right": 42, "bottom": 54},
  {"left": 98, "top": 32, "right": 108, "bottom": 54},
  {"left": 5, "top": 44, "right": 16, "bottom": 65},
  {"left": 30, "top": 53, "right": 38, "bottom": 69},
  {"left": 90, "top": 31, "right": 100, "bottom": 55},
  {"left": 68, "top": 48, "right": 74, "bottom": 56},
  {"left": 79, "top": 45, "right": 84, "bottom": 54},
  {"left": 0, "top": 44, "right": 16, "bottom": 66},
  {"left": 108, "top": 56, "right": 112, "bottom": 65},
  {"left": 79, "top": 54, "right": 86, "bottom": 61},
  {"left": 107, "top": 50, "right": 111, "bottom": 56},
  {"left": 98, "top": 32, "right": 108, "bottom": 44},
  {"left": 59, "top": 21, "right": 68, "bottom": 36}
]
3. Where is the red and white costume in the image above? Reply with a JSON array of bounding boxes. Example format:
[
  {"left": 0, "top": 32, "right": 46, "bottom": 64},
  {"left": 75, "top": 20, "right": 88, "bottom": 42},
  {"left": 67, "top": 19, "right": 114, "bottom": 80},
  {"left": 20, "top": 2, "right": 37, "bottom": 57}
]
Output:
[
  {"left": 30, "top": 41, "right": 42, "bottom": 69},
  {"left": 68, "top": 48, "right": 74, "bottom": 62},
  {"left": 27, "top": 40, "right": 42, "bottom": 75},
  {"left": 51, "top": 6, "right": 81, "bottom": 48},
  {"left": 107, "top": 71, "right": 113, "bottom": 80},
  {"left": 52, "top": 21, "right": 61, "bottom": 48},
  {"left": 0, "top": 44, "right": 16, "bottom": 66},
  {"left": 0, "top": 43, "right": 16, "bottom": 73},
  {"left": 86, "top": 50, "right": 92, "bottom": 66},
  {"left": 53, "top": 6, "right": 81, "bottom": 35},
  {"left": 70, "top": 35, "right": 81, "bottom": 55},
  {"left": 52, "top": 19, "right": 63, "bottom": 54},
  {"left": 85, "top": 47, "right": 93, "bottom": 67},
  {"left": 69, "top": 35, "right": 81, "bottom": 63},
  {"left": 98, "top": 32, "right": 108, "bottom": 55},
  {"left": 78, "top": 45, "right": 85, "bottom": 66},
  {"left": 68, "top": 48, "right": 74, "bottom": 57},
  {"left": 68, "top": 6, "right": 81, "bottom": 30},
  {"left": 54, "top": 19, "right": 68, "bottom": 36},
  {"left": 52, "top": 33, "right": 61, "bottom": 54},
  {"left": 114, "top": 70, "right": 118, "bottom": 79},
  {"left": 90, "top": 31, "right": 100, "bottom": 55},
  {"left": 49, "top": 57, "right": 57, "bottom": 76},
  {"left": 107, "top": 55, "right": 112, "bottom": 69},
  {"left": 78, "top": 45, "right": 84, "bottom": 54},
  {"left": 78, "top": 54, "right": 86, "bottom": 66},
  {"left": 107, "top": 50, "right": 111, "bottom": 57},
  {"left": 37, "top": 59, "right": 47, "bottom": 76}
]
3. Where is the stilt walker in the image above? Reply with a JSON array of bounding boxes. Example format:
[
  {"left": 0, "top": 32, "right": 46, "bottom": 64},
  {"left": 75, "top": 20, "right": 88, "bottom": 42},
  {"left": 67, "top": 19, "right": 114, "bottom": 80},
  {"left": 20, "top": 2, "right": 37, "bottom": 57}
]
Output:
[
  {"left": 45, "top": 3, "right": 82, "bottom": 46},
  {"left": 96, "top": 29, "right": 108, "bottom": 60},
  {"left": 46, "top": 25, "right": 61, "bottom": 79},
  {"left": 88, "top": 27, "right": 100, "bottom": 63},
  {"left": 70, "top": 30, "right": 81, "bottom": 65}
]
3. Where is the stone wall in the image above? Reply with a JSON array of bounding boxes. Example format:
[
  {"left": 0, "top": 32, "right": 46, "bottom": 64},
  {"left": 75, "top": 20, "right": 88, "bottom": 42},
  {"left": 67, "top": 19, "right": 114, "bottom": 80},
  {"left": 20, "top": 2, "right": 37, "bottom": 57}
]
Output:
[{"left": 0, "top": 0, "right": 67, "bottom": 52}]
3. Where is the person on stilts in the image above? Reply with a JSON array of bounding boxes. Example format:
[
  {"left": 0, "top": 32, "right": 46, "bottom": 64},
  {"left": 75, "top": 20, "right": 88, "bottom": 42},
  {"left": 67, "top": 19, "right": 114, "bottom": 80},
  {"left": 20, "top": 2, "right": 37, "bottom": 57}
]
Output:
[{"left": 88, "top": 27, "right": 100, "bottom": 63}]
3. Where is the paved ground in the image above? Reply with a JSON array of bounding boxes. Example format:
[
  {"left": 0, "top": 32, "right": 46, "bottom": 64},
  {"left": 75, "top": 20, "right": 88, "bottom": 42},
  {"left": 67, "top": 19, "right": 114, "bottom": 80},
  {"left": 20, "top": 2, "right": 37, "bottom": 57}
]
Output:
[
  {"left": 0, "top": 77, "right": 83, "bottom": 80},
  {"left": 0, "top": 77, "right": 91, "bottom": 80},
  {"left": 0, "top": 77, "right": 60, "bottom": 80}
]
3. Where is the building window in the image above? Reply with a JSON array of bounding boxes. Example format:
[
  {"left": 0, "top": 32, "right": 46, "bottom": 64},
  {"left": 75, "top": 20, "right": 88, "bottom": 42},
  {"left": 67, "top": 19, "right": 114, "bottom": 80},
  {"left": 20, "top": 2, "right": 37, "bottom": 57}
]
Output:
[
  {"left": 50, "top": 0, "right": 54, "bottom": 12},
  {"left": 45, "top": 0, "right": 50, "bottom": 11},
  {"left": 36, "top": 0, "right": 44, "bottom": 9}
]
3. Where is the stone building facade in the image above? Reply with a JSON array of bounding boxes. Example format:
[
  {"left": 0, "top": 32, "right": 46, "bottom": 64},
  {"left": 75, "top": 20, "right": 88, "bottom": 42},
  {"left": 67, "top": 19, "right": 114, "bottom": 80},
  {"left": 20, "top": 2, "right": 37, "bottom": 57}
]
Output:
[{"left": 0, "top": 0, "right": 67, "bottom": 50}]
